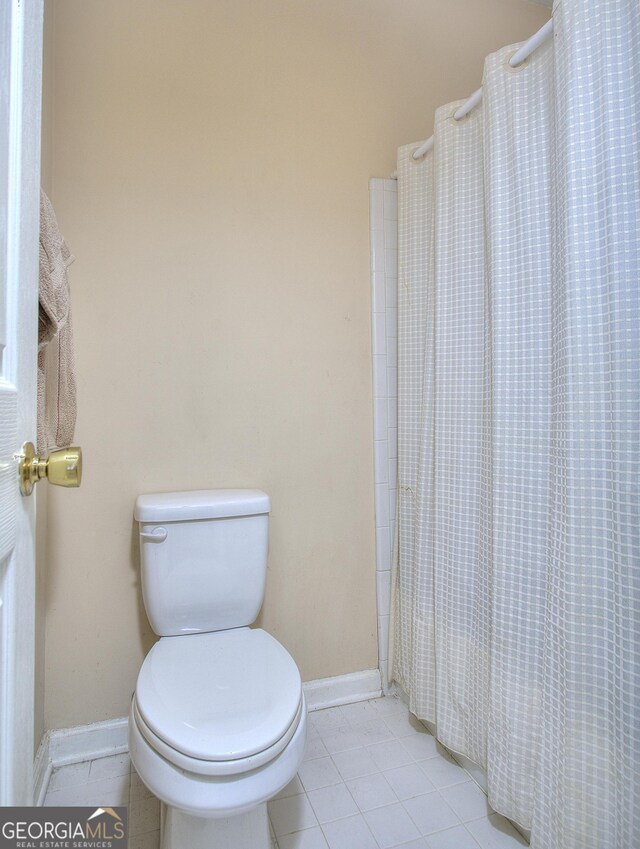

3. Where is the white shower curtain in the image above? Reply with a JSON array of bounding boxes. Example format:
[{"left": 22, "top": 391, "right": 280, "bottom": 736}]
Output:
[{"left": 393, "top": 2, "right": 639, "bottom": 847}]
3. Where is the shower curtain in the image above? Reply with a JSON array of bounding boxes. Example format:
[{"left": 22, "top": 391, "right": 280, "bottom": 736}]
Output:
[{"left": 393, "top": 1, "right": 639, "bottom": 848}]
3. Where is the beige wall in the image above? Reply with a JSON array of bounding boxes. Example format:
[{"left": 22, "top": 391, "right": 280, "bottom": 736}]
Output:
[{"left": 41, "top": 0, "right": 548, "bottom": 731}]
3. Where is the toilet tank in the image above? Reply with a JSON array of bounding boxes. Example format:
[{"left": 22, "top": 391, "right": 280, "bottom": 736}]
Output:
[{"left": 134, "top": 489, "right": 270, "bottom": 636}]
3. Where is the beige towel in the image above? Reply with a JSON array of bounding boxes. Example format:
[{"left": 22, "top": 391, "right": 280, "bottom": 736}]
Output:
[{"left": 38, "top": 190, "right": 76, "bottom": 454}]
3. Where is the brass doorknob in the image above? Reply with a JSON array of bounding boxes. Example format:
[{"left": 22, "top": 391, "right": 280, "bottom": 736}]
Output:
[{"left": 18, "top": 442, "right": 82, "bottom": 496}]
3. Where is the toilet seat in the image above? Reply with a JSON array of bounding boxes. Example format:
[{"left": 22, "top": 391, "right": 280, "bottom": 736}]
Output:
[
  {"left": 134, "top": 627, "right": 303, "bottom": 773},
  {"left": 129, "top": 691, "right": 308, "bottom": 818},
  {"left": 132, "top": 696, "right": 303, "bottom": 776}
]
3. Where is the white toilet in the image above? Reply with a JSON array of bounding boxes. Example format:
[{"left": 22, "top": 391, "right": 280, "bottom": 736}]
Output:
[{"left": 129, "top": 489, "right": 307, "bottom": 849}]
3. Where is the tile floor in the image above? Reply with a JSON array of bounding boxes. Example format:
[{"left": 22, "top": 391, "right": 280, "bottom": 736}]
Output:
[
  {"left": 43, "top": 695, "right": 528, "bottom": 849},
  {"left": 43, "top": 751, "right": 159, "bottom": 849}
]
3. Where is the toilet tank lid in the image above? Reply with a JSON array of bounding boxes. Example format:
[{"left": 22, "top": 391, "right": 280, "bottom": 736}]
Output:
[{"left": 134, "top": 489, "right": 270, "bottom": 523}]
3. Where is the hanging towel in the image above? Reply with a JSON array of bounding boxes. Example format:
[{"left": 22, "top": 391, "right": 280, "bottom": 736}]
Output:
[{"left": 38, "top": 189, "right": 76, "bottom": 454}]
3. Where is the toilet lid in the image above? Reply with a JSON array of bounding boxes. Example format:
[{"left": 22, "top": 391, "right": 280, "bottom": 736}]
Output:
[{"left": 135, "top": 628, "right": 302, "bottom": 762}]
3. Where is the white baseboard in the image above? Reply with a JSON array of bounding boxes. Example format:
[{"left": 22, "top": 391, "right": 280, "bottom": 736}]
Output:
[
  {"left": 49, "top": 716, "right": 129, "bottom": 767},
  {"left": 33, "top": 716, "right": 129, "bottom": 805},
  {"left": 33, "top": 735, "right": 53, "bottom": 807},
  {"left": 303, "top": 669, "right": 381, "bottom": 711},
  {"left": 34, "top": 668, "right": 382, "bottom": 803}
]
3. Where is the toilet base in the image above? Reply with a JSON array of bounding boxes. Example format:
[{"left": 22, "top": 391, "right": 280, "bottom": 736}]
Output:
[{"left": 161, "top": 801, "right": 270, "bottom": 849}]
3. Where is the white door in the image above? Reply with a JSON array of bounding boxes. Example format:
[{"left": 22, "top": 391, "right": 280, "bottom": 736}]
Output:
[{"left": 0, "top": 0, "right": 43, "bottom": 805}]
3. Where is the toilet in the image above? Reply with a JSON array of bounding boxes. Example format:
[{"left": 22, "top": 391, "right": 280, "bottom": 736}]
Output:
[{"left": 128, "top": 489, "right": 307, "bottom": 849}]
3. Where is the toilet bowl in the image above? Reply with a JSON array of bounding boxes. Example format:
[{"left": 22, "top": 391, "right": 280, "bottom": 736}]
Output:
[{"left": 129, "top": 490, "right": 306, "bottom": 849}]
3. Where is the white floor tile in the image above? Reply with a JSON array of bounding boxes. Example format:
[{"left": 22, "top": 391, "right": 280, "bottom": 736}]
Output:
[
  {"left": 91, "top": 771, "right": 131, "bottom": 802},
  {"left": 425, "top": 825, "right": 482, "bottom": 849},
  {"left": 399, "top": 731, "right": 439, "bottom": 761},
  {"left": 320, "top": 726, "right": 362, "bottom": 754},
  {"left": 332, "top": 747, "right": 378, "bottom": 781},
  {"left": 439, "top": 781, "right": 490, "bottom": 822},
  {"left": 364, "top": 801, "right": 422, "bottom": 848},
  {"left": 274, "top": 775, "right": 305, "bottom": 800},
  {"left": 346, "top": 772, "right": 398, "bottom": 812},
  {"left": 366, "top": 739, "right": 413, "bottom": 771},
  {"left": 321, "top": 813, "right": 379, "bottom": 849},
  {"left": 370, "top": 696, "right": 406, "bottom": 717},
  {"left": 129, "top": 770, "right": 155, "bottom": 802},
  {"left": 45, "top": 773, "right": 129, "bottom": 807},
  {"left": 339, "top": 701, "right": 380, "bottom": 726},
  {"left": 89, "top": 753, "right": 131, "bottom": 782},
  {"left": 310, "top": 707, "right": 348, "bottom": 734},
  {"left": 278, "top": 826, "right": 330, "bottom": 849},
  {"left": 47, "top": 761, "right": 91, "bottom": 792},
  {"left": 465, "top": 814, "right": 528, "bottom": 849},
  {"left": 306, "top": 783, "right": 358, "bottom": 823},
  {"left": 389, "top": 841, "right": 429, "bottom": 849},
  {"left": 129, "top": 797, "right": 160, "bottom": 837},
  {"left": 419, "top": 750, "right": 470, "bottom": 789},
  {"left": 383, "top": 763, "right": 434, "bottom": 800},
  {"left": 304, "top": 736, "right": 329, "bottom": 761},
  {"left": 298, "top": 757, "right": 342, "bottom": 792},
  {"left": 269, "top": 794, "right": 318, "bottom": 836},
  {"left": 384, "top": 711, "right": 426, "bottom": 738},
  {"left": 356, "top": 718, "right": 395, "bottom": 746},
  {"left": 128, "top": 830, "right": 161, "bottom": 849},
  {"left": 403, "top": 792, "right": 461, "bottom": 836}
]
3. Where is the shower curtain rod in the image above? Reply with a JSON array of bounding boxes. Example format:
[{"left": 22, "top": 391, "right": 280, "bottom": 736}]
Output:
[{"left": 410, "top": 18, "right": 554, "bottom": 162}]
